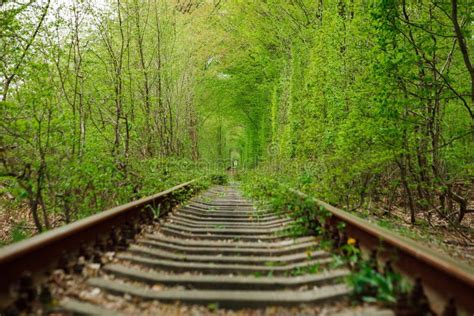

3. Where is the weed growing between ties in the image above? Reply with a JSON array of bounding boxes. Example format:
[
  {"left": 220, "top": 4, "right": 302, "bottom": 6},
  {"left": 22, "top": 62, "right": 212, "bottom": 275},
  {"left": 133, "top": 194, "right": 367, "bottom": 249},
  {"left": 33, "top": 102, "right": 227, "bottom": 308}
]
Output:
[
  {"left": 210, "top": 174, "right": 229, "bottom": 185},
  {"left": 336, "top": 241, "right": 411, "bottom": 305}
]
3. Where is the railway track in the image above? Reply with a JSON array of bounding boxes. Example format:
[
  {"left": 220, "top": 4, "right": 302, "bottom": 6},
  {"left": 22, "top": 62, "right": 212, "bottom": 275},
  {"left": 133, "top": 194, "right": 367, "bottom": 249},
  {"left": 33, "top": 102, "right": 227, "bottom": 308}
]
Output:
[
  {"left": 55, "top": 185, "right": 354, "bottom": 315},
  {"left": 0, "top": 181, "right": 473, "bottom": 315}
]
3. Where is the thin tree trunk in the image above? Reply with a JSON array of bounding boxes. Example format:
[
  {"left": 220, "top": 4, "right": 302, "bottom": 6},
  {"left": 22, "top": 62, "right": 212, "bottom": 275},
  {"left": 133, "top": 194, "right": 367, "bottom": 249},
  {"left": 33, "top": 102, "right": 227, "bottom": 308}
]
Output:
[
  {"left": 134, "top": 0, "right": 153, "bottom": 156},
  {"left": 2, "top": 0, "right": 51, "bottom": 101},
  {"left": 451, "top": 0, "right": 474, "bottom": 121}
]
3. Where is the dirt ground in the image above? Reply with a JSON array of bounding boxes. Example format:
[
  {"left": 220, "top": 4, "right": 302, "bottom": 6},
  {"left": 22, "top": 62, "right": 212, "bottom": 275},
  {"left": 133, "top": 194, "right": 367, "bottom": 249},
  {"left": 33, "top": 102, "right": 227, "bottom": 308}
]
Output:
[
  {"left": 0, "top": 195, "right": 63, "bottom": 245},
  {"left": 369, "top": 205, "right": 474, "bottom": 266},
  {"left": 0, "top": 198, "right": 34, "bottom": 244}
]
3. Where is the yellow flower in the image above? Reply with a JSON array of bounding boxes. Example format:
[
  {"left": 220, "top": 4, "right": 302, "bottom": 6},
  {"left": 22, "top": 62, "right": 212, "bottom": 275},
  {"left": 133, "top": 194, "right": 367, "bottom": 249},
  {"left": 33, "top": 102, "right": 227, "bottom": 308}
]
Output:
[{"left": 347, "top": 237, "right": 356, "bottom": 245}]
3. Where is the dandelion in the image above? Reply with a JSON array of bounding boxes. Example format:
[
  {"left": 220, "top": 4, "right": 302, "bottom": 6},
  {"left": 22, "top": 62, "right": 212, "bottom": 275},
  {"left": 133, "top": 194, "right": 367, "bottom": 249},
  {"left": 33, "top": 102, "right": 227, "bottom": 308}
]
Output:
[{"left": 347, "top": 237, "right": 356, "bottom": 245}]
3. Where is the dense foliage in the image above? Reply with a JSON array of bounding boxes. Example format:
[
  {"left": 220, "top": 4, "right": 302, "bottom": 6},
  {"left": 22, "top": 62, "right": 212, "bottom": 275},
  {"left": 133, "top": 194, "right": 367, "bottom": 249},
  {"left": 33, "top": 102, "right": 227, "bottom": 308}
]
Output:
[
  {"left": 1, "top": 0, "right": 473, "bottom": 242},
  {"left": 212, "top": 0, "right": 473, "bottom": 226},
  {"left": 0, "top": 0, "right": 215, "bottom": 236}
]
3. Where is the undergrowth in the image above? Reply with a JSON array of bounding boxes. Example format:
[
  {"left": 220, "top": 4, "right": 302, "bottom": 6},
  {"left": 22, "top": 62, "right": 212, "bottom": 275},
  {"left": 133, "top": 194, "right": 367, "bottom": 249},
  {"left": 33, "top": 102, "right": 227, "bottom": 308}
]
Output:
[
  {"left": 1, "top": 158, "right": 214, "bottom": 245},
  {"left": 241, "top": 171, "right": 412, "bottom": 307}
]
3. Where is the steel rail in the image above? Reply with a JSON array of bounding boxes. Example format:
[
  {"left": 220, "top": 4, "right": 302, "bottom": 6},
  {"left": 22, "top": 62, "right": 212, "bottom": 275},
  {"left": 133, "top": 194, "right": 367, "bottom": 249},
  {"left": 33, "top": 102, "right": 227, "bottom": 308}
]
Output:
[
  {"left": 0, "top": 180, "right": 196, "bottom": 309},
  {"left": 290, "top": 188, "right": 474, "bottom": 315}
]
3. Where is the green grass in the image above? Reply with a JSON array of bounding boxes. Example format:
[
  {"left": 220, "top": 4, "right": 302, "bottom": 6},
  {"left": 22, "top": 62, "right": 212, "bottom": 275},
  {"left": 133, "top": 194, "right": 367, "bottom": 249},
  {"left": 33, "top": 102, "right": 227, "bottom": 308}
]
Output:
[
  {"left": 289, "top": 263, "right": 321, "bottom": 276},
  {"left": 201, "top": 197, "right": 212, "bottom": 203},
  {"left": 253, "top": 272, "right": 262, "bottom": 278},
  {"left": 207, "top": 303, "right": 219, "bottom": 311},
  {"left": 10, "top": 222, "right": 29, "bottom": 243}
]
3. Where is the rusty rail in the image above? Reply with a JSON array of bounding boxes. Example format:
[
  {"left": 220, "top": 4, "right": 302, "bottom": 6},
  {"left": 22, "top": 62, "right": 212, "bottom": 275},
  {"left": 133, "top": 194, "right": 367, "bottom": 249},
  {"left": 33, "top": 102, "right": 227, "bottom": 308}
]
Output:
[
  {"left": 0, "top": 180, "right": 196, "bottom": 309},
  {"left": 290, "top": 188, "right": 474, "bottom": 315}
]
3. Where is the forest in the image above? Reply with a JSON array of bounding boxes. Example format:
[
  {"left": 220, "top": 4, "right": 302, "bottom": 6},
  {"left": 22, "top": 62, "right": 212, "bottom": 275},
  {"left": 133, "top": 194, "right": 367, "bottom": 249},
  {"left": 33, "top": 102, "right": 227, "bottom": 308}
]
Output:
[{"left": 1, "top": 0, "right": 473, "bottom": 253}]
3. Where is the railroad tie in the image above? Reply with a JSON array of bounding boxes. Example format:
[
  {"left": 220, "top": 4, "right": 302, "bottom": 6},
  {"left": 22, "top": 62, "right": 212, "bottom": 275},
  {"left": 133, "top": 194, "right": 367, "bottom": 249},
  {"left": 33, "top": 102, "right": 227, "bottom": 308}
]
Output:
[{"left": 60, "top": 185, "right": 351, "bottom": 313}]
